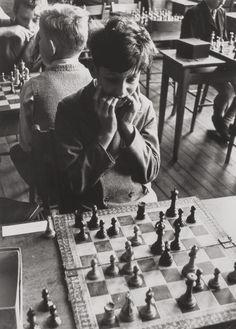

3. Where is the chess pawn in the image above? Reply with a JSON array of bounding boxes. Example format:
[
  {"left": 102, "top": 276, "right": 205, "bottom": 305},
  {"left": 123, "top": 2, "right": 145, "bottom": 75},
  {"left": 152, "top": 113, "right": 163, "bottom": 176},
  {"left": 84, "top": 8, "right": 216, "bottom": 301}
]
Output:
[
  {"left": 49, "top": 304, "right": 62, "bottom": 327},
  {"left": 95, "top": 219, "right": 107, "bottom": 239},
  {"left": 27, "top": 307, "right": 41, "bottom": 329},
  {"left": 130, "top": 225, "right": 142, "bottom": 246},
  {"left": 193, "top": 268, "right": 204, "bottom": 292},
  {"left": 170, "top": 221, "right": 181, "bottom": 251},
  {"left": 136, "top": 201, "right": 146, "bottom": 220},
  {"left": 40, "top": 288, "right": 53, "bottom": 312},
  {"left": 24, "top": 67, "right": 30, "bottom": 81},
  {"left": 74, "top": 209, "right": 84, "bottom": 228},
  {"left": 87, "top": 205, "right": 99, "bottom": 229},
  {"left": 182, "top": 245, "right": 198, "bottom": 277},
  {"left": 102, "top": 302, "right": 116, "bottom": 326},
  {"left": 119, "top": 292, "right": 136, "bottom": 322},
  {"left": 120, "top": 241, "right": 134, "bottom": 262},
  {"left": 15, "top": 68, "right": 20, "bottom": 86},
  {"left": 165, "top": 188, "right": 178, "bottom": 218},
  {"left": 1, "top": 72, "right": 6, "bottom": 82},
  {"left": 208, "top": 268, "right": 221, "bottom": 290},
  {"left": 227, "top": 262, "right": 236, "bottom": 284},
  {"left": 186, "top": 205, "right": 196, "bottom": 224},
  {"left": 159, "top": 241, "right": 173, "bottom": 267},
  {"left": 128, "top": 265, "right": 143, "bottom": 288},
  {"left": 107, "top": 217, "right": 119, "bottom": 237},
  {"left": 75, "top": 221, "right": 88, "bottom": 242},
  {"left": 87, "top": 258, "right": 100, "bottom": 280},
  {"left": 44, "top": 216, "right": 56, "bottom": 239},
  {"left": 174, "top": 208, "right": 184, "bottom": 227},
  {"left": 150, "top": 213, "right": 165, "bottom": 255},
  {"left": 105, "top": 254, "right": 119, "bottom": 277},
  {"left": 178, "top": 273, "right": 197, "bottom": 310},
  {"left": 139, "top": 288, "right": 157, "bottom": 321}
]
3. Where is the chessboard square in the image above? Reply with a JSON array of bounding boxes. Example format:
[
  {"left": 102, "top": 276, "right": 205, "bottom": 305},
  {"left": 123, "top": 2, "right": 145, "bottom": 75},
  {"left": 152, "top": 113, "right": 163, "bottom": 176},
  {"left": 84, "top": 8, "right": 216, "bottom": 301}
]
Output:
[
  {"left": 147, "top": 211, "right": 159, "bottom": 221},
  {"left": 121, "top": 225, "right": 136, "bottom": 237},
  {"left": 155, "top": 299, "right": 182, "bottom": 318},
  {"left": 196, "top": 248, "right": 210, "bottom": 263},
  {"left": 138, "top": 222, "right": 155, "bottom": 234},
  {"left": 117, "top": 215, "right": 134, "bottom": 226},
  {"left": 109, "top": 237, "right": 127, "bottom": 251},
  {"left": 133, "top": 245, "right": 150, "bottom": 259},
  {"left": 94, "top": 240, "right": 113, "bottom": 253},
  {"left": 203, "top": 273, "right": 228, "bottom": 289},
  {"left": 142, "top": 269, "right": 166, "bottom": 287},
  {"left": 87, "top": 280, "right": 109, "bottom": 297},
  {"left": 80, "top": 254, "right": 98, "bottom": 267},
  {"left": 98, "top": 251, "right": 117, "bottom": 266},
  {"left": 205, "top": 245, "right": 225, "bottom": 259},
  {"left": 211, "top": 257, "right": 233, "bottom": 273},
  {"left": 190, "top": 225, "right": 208, "bottom": 236},
  {"left": 152, "top": 284, "right": 172, "bottom": 301},
  {"left": 106, "top": 277, "right": 129, "bottom": 295},
  {"left": 111, "top": 292, "right": 128, "bottom": 310},
  {"left": 160, "top": 268, "right": 182, "bottom": 283},
  {"left": 137, "top": 258, "right": 157, "bottom": 272},
  {"left": 179, "top": 226, "right": 195, "bottom": 239},
  {"left": 229, "top": 284, "right": 236, "bottom": 298},
  {"left": 10, "top": 103, "right": 20, "bottom": 110},
  {"left": 90, "top": 295, "right": 113, "bottom": 315},
  {"left": 163, "top": 229, "right": 174, "bottom": 241},
  {"left": 166, "top": 280, "right": 186, "bottom": 299},
  {"left": 196, "top": 235, "right": 218, "bottom": 247},
  {"left": 141, "top": 232, "right": 156, "bottom": 245},
  {"left": 96, "top": 313, "right": 120, "bottom": 329},
  {"left": 177, "top": 297, "right": 199, "bottom": 313},
  {"left": 196, "top": 261, "right": 215, "bottom": 275},
  {"left": 7, "top": 94, "right": 19, "bottom": 100},
  {"left": 181, "top": 238, "right": 200, "bottom": 249},
  {"left": 194, "top": 291, "right": 218, "bottom": 310},
  {"left": 172, "top": 251, "right": 189, "bottom": 266},
  {"left": 74, "top": 231, "right": 92, "bottom": 244},
  {"left": 75, "top": 242, "right": 97, "bottom": 256},
  {"left": 129, "top": 287, "right": 149, "bottom": 306},
  {"left": 0, "top": 99, "right": 8, "bottom": 106},
  {"left": 212, "top": 288, "right": 236, "bottom": 305}
]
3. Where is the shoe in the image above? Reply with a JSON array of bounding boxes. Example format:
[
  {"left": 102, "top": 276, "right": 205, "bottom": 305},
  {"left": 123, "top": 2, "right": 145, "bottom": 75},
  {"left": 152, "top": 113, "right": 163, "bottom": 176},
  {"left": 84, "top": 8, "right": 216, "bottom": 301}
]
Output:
[{"left": 211, "top": 115, "right": 230, "bottom": 142}]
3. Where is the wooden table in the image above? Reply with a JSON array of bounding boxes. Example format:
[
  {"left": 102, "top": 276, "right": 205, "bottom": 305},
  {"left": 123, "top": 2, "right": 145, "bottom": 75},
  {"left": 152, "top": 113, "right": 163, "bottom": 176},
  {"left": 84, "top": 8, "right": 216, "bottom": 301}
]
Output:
[{"left": 158, "top": 49, "right": 236, "bottom": 160}]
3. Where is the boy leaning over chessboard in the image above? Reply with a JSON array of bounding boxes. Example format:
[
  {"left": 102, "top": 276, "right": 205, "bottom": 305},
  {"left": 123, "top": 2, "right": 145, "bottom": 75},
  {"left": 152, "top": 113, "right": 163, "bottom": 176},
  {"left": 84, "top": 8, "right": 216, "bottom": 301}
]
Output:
[
  {"left": 10, "top": 4, "right": 92, "bottom": 187},
  {"left": 55, "top": 16, "right": 160, "bottom": 212},
  {"left": 181, "top": 0, "right": 236, "bottom": 142}
]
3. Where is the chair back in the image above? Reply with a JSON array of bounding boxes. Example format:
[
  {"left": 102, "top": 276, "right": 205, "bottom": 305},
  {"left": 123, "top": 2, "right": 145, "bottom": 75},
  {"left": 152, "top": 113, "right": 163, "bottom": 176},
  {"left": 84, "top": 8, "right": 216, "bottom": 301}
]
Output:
[
  {"left": 31, "top": 124, "right": 60, "bottom": 215},
  {"left": 111, "top": 2, "right": 140, "bottom": 14},
  {"left": 85, "top": 4, "right": 108, "bottom": 18}
]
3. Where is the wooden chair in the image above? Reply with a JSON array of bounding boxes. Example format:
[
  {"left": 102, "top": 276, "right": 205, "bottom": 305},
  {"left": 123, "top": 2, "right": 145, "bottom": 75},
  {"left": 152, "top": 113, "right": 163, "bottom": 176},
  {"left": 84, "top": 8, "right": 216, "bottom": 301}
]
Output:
[
  {"left": 225, "top": 114, "right": 236, "bottom": 164},
  {"left": 85, "top": 4, "right": 108, "bottom": 18}
]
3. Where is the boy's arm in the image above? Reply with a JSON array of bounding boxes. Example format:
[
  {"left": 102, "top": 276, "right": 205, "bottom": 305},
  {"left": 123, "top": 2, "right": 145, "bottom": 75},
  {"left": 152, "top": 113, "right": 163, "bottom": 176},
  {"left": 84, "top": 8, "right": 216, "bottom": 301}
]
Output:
[
  {"left": 180, "top": 10, "right": 198, "bottom": 39},
  {"left": 55, "top": 100, "right": 116, "bottom": 195}
]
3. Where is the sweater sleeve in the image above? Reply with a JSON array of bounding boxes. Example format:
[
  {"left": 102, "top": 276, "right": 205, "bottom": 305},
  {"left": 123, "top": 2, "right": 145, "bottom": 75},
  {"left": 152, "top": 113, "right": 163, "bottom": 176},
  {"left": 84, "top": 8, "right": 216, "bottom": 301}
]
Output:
[{"left": 180, "top": 10, "right": 198, "bottom": 39}]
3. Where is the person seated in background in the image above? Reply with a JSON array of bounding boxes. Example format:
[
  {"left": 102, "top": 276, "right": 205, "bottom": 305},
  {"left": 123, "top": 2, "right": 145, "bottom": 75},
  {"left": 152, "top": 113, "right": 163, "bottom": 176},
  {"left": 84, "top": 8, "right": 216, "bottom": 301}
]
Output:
[
  {"left": 180, "top": 0, "right": 236, "bottom": 142},
  {"left": 55, "top": 16, "right": 160, "bottom": 212},
  {"left": 10, "top": 4, "right": 92, "bottom": 186},
  {"left": 0, "top": 0, "right": 48, "bottom": 73}
]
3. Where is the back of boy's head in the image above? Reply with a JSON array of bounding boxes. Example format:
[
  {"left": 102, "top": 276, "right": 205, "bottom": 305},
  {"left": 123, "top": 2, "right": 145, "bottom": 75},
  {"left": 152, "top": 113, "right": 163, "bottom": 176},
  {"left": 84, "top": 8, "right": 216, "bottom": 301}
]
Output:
[
  {"left": 89, "top": 16, "right": 157, "bottom": 73},
  {"left": 14, "top": 0, "right": 48, "bottom": 14},
  {"left": 40, "top": 4, "right": 89, "bottom": 58}
]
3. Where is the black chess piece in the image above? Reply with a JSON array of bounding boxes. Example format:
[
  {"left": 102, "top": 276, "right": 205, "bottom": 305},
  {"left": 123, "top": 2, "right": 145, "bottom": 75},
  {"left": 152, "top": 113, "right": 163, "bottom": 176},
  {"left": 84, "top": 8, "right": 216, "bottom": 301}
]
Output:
[
  {"left": 165, "top": 188, "right": 178, "bottom": 217},
  {"left": 27, "top": 307, "right": 40, "bottom": 329},
  {"left": 75, "top": 221, "right": 88, "bottom": 242},
  {"left": 130, "top": 225, "right": 142, "bottom": 246},
  {"left": 96, "top": 220, "right": 107, "bottom": 239},
  {"left": 159, "top": 241, "right": 173, "bottom": 266},
  {"left": 182, "top": 245, "right": 198, "bottom": 277},
  {"left": 178, "top": 273, "right": 197, "bottom": 310},
  {"left": 208, "top": 268, "right": 221, "bottom": 290},
  {"left": 105, "top": 254, "right": 119, "bottom": 276},
  {"left": 151, "top": 213, "right": 165, "bottom": 255},
  {"left": 174, "top": 208, "right": 184, "bottom": 227},
  {"left": 170, "top": 219, "right": 181, "bottom": 251},
  {"left": 87, "top": 258, "right": 100, "bottom": 280},
  {"left": 49, "top": 304, "right": 62, "bottom": 327},
  {"left": 41, "top": 288, "right": 53, "bottom": 312},
  {"left": 186, "top": 205, "right": 196, "bottom": 224},
  {"left": 102, "top": 302, "right": 116, "bottom": 326},
  {"left": 227, "top": 262, "right": 236, "bottom": 284},
  {"left": 74, "top": 209, "right": 84, "bottom": 228},
  {"left": 136, "top": 201, "right": 146, "bottom": 220},
  {"left": 119, "top": 292, "right": 136, "bottom": 322},
  {"left": 139, "top": 288, "right": 157, "bottom": 320},
  {"left": 87, "top": 205, "right": 99, "bottom": 229},
  {"left": 193, "top": 268, "right": 204, "bottom": 292},
  {"left": 128, "top": 265, "right": 143, "bottom": 287},
  {"left": 107, "top": 217, "right": 119, "bottom": 236}
]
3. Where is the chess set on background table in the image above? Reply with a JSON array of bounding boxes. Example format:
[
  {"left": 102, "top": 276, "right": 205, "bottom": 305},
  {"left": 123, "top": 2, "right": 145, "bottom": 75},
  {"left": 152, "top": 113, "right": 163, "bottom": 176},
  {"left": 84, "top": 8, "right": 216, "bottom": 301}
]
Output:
[
  {"left": 53, "top": 192, "right": 236, "bottom": 329},
  {"left": 209, "top": 32, "right": 236, "bottom": 64}
]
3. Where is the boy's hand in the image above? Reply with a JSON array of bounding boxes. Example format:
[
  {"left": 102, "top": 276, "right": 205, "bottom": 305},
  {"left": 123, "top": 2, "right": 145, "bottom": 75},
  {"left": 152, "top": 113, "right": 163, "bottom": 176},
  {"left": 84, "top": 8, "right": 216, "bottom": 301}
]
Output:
[
  {"left": 94, "top": 85, "right": 118, "bottom": 150},
  {"left": 4, "top": 25, "right": 34, "bottom": 42}
]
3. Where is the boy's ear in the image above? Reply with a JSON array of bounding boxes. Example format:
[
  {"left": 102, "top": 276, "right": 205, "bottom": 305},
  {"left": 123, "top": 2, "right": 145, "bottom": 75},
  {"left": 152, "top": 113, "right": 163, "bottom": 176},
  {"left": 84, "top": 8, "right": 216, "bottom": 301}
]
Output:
[{"left": 49, "top": 39, "right": 56, "bottom": 56}]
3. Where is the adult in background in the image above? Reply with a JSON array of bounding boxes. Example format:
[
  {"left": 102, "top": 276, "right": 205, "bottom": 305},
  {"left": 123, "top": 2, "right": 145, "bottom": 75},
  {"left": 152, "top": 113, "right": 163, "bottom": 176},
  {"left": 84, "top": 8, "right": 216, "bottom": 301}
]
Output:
[{"left": 181, "top": 0, "right": 236, "bottom": 142}]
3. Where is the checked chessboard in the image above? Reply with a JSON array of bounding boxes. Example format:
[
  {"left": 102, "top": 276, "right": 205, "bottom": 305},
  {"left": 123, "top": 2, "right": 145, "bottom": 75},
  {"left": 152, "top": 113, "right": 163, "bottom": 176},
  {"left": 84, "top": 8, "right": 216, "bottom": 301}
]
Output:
[
  {"left": 53, "top": 197, "right": 236, "bottom": 329},
  {"left": 210, "top": 41, "right": 236, "bottom": 65},
  {"left": 0, "top": 81, "right": 20, "bottom": 113}
]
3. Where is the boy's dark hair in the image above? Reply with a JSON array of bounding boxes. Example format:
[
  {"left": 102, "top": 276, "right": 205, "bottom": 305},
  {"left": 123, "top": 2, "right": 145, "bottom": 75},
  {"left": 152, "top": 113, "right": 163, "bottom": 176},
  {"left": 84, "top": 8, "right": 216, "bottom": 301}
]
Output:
[
  {"left": 14, "top": 0, "right": 45, "bottom": 13},
  {"left": 89, "top": 16, "right": 157, "bottom": 73}
]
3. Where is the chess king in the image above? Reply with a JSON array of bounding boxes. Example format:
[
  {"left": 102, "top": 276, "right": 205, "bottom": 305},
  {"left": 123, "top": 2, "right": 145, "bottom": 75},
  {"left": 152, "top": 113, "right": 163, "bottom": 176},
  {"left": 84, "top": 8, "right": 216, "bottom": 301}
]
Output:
[{"left": 180, "top": 0, "right": 236, "bottom": 142}]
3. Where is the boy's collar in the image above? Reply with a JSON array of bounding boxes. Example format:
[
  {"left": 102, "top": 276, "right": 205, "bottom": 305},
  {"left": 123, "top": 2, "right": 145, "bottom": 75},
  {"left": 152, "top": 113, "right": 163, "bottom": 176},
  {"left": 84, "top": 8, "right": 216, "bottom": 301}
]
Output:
[{"left": 46, "top": 57, "right": 79, "bottom": 69}]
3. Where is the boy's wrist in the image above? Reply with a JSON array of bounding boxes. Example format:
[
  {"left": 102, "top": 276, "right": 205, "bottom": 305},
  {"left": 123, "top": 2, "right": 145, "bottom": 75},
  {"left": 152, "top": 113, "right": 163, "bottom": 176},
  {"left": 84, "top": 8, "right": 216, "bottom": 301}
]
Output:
[{"left": 119, "top": 123, "right": 135, "bottom": 147}]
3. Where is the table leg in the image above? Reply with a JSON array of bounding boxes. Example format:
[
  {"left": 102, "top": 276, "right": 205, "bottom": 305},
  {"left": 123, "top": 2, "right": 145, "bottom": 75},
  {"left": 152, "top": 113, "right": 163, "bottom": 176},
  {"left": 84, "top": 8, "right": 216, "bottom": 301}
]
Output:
[
  {"left": 173, "top": 70, "right": 190, "bottom": 161},
  {"left": 158, "top": 60, "right": 169, "bottom": 143}
]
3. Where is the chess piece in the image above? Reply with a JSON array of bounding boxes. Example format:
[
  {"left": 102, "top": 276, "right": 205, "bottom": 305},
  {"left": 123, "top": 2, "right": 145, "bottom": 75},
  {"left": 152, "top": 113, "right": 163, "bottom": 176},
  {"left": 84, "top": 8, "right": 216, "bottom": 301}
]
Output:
[
  {"left": 95, "top": 220, "right": 107, "bottom": 239},
  {"left": 186, "top": 205, "right": 196, "bottom": 224},
  {"left": 10, "top": 81, "right": 16, "bottom": 94},
  {"left": 1, "top": 72, "right": 6, "bottom": 82},
  {"left": 107, "top": 217, "right": 119, "bottom": 236},
  {"left": 75, "top": 221, "right": 88, "bottom": 242},
  {"left": 159, "top": 241, "right": 173, "bottom": 267},
  {"left": 178, "top": 273, "right": 197, "bottom": 310},
  {"left": 136, "top": 201, "right": 146, "bottom": 220},
  {"left": 208, "top": 268, "right": 221, "bottom": 290},
  {"left": 227, "top": 262, "right": 236, "bottom": 284},
  {"left": 128, "top": 265, "right": 143, "bottom": 288},
  {"left": 174, "top": 208, "right": 184, "bottom": 227},
  {"left": 193, "top": 268, "right": 204, "bottom": 292},
  {"left": 119, "top": 292, "right": 136, "bottom": 322},
  {"left": 24, "top": 67, "right": 30, "bottom": 81},
  {"left": 40, "top": 288, "right": 53, "bottom": 312},
  {"left": 87, "top": 205, "right": 99, "bottom": 229},
  {"left": 121, "top": 252, "right": 133, "bottom": 275},
  {"left": 165, "top": 188, "right": 178, "bottom": 217},
  {"left": 87, "top": 258, "right": 100, "bottom": 280},
  {"left": 139, "top": 288, "right": 157, "bottom": 321},
  {"left": 151, "top": 212, "right": 165, "bottom": 255},
  {"left": 170, "top": 220, "right": 181, "bottom": 251},
  {"left": 229, "top": 31, "right": 234, "bottom": 45},
  {"left": 44, "top": 216, "right": 56, "bottom": 239},
  {"left": 74, "top": 209, "right": 84, "bottom": 228},
  {"left": 102, "top": 302, "right": 116, "bottom": 326},
  {"left": 27, "top": 307, "right": 41, "bottom": 329},
  {"left": 49, "top": 304, "right": 62, "bottom": 327},
  {"left": 182, "top": 245, "right": 198, "bottom": 277},
  {"left": 19, "top": 59, "right": 25, "bottom": 74},
  {"left": 120, "top": 241, "right": 134, "bottom": 262},
  {"left": 105, "top": 254, "right": 119, "bottom": 276},
  {"left": 130, "top": 225, "right": 142, "bottom": 246}
]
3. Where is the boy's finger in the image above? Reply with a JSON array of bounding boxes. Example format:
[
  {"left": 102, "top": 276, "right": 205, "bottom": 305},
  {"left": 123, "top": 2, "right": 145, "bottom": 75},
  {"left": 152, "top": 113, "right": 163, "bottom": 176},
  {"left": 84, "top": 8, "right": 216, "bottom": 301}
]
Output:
[{"left": 94, "top": 85, "right": 102, "bottom": 104}]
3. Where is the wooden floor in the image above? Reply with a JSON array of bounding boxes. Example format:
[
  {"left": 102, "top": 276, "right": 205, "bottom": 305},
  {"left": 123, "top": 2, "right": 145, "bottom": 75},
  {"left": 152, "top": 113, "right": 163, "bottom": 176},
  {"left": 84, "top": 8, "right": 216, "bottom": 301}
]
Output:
[{"left": 0, "top": 60, "right": 236, "bottom": 203}]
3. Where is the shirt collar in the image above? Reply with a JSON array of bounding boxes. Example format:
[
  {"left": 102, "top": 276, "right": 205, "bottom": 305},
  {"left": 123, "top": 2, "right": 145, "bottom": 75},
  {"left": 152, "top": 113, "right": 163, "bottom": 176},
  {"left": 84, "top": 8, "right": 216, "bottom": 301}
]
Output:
[{"left": 47, "top": 57, "right": 79, "bottom": 69}]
